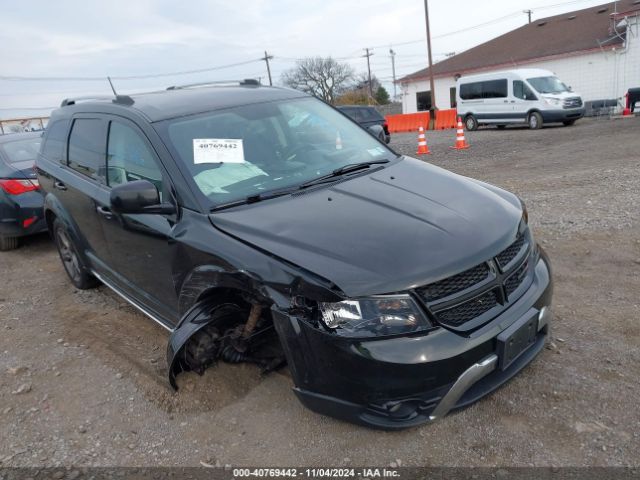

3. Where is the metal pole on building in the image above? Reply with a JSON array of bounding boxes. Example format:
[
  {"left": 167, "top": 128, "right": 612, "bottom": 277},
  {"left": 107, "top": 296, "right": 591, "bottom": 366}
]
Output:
[
  {"left": 423, "top": 0, "right": 436, "bottom": 127},
  {"left": 390, "top": 48, "right": 397, "bottom": 100},
  {"left": 523, "top": 10, "right": 533, "bottom": 23}
]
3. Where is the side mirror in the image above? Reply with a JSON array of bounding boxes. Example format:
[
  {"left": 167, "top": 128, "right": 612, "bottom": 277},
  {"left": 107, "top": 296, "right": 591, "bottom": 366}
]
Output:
[
  {"left": 367, "top": 124, "right": 384, "bottom": 139},
  {"left": 110, "top": 180, "right": 175, "bottom": 215}
]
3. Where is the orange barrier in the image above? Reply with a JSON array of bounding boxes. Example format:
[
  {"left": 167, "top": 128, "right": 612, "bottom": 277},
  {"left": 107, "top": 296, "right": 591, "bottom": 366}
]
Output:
[
  {"left": 385, "top": 112, "right": 430, "bottom": 133},
  {"left": 386, "top": 109, "right": 459, "bottom": 132},
  {"left": 434, "top": 109, "right": 458, "bottom": 130}
]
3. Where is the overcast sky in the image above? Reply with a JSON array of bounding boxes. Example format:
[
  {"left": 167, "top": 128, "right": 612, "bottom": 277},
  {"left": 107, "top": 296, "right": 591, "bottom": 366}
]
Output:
[{"left": 0, "top": 0, "right": 612, "bottom": 119}]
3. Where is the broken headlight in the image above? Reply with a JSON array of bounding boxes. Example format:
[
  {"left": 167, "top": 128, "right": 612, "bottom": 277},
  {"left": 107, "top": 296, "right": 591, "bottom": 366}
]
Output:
[{"left": 319, "top": 295, "right": 431, "bottom": 337}]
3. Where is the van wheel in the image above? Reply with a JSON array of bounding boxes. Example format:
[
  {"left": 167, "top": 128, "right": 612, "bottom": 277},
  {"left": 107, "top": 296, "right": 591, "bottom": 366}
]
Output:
[
  {"left": 0, "top": 236, "right": 19, "bottom": 251},
  {"left": 497, "top": 125, "right": 506, "bottom": 130},
  {"left": 563, "top": 120, "right": 576, "bottom": 126},
  {"left": 464, "top": 115, "right": 478, "bottom": 131},
  {"left": 528, "top": 112, "right": 543, "bottom": 129},
  {"left": 52, "top": 219, "right": 98, "bottom": 289}
]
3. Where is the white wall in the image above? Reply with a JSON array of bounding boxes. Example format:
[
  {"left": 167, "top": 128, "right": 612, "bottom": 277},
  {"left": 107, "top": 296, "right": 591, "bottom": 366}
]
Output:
[{"left": 401, "top": 16, "right": 640, "bottom": 114}]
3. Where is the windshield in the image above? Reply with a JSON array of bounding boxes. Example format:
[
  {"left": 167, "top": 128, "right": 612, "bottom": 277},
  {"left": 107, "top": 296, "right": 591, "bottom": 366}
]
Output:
[
  {"left": 0, "top": 137, "right": 42, "bottom": 164},
  {"left": 156, "top": 97, "right": 395, "bottom": 207},
  {"left": 526, "top": 76, "right": 569, "bottom": 94}
]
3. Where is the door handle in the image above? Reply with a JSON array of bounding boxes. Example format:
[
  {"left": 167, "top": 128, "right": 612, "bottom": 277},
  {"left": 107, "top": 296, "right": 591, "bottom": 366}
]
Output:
[
  {"left": 96, "top": 206, "right": 113, "bottom": 219},
  {"left": 54, "top": 181, "right": 67, "bottom": 191}
]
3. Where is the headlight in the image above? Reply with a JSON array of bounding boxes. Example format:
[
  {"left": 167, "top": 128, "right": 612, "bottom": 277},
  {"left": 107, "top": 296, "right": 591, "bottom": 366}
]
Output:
[
  {"left": 319, "top": 295, "right": 432, "bottom": 337},
  {"left": 520, "top": 198, "right": 529, "bottom": 224},
  {"left": 542, "top": 96, "right": 562, "bottom": 106}
]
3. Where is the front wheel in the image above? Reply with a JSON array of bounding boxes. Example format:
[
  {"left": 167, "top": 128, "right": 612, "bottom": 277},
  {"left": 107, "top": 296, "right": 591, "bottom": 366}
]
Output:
[
  {"left": 52, "top": 218, "right": 98, "bottom": 289},
  {"left": 0, "top": 236, "right": 19, "bottom": 251},
  {"left": 528, "top": 112, "right": 543, "bottom": 130},
  {"left": 465, "top": 115, "right": 479, "bottom": 131},
  {"left": 563, "top": 120, "right": 576, "bottom": 126}
]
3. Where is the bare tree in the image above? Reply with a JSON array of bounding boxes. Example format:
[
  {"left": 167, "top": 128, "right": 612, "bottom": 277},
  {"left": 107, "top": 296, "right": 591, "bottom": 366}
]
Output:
[{"left": 281, "top": 57, "right": 354, "bottom": 104}]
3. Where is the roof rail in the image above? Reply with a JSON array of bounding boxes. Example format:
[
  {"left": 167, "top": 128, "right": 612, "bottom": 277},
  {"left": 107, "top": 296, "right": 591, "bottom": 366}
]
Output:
[
  {"left": 60, "top": 94, "right": 134, "bottom": 107},
  {"left": 60, "top": 96, "right": 113, "bottom": 107},
  {"left": 166, "top": 78, "right": 260, "bottom": 90}
]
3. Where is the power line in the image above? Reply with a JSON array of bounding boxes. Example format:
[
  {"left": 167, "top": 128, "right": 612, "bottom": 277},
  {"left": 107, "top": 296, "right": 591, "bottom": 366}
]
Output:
[
  {"left": 368, "top": 0, "right": 600, "bottom": 50},
  {"left": 0, "top": 58, "right": 263, "bottom": 82}
]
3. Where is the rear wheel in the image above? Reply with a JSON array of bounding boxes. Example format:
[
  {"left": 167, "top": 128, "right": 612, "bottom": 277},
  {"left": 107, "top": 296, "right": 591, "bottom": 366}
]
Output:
[
  {"left": 528, "top": 112, "right": 543, "bottom": 130},
  {"left": 465, "top": 115, "right": 479, "bottom": 131},
  {"left": 497, "top": 125, "right": 506, "bottom": 130},
  {"left": 0, "top": 236, "right": 19, "bottom": 251},
  {"left": 52, "top": 218, "right": 98, "bottom": 289},
  {"left": 563, "top": 120, "right": 576, "bottom": 126}
]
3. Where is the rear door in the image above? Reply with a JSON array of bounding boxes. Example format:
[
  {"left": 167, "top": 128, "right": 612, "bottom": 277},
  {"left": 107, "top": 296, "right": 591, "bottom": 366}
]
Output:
[
  {"left": 93, "top": 117, "right": 179, "bottom": 323},
  {"left": 56, "top": 117, "right": 112, "bottom": 273}
]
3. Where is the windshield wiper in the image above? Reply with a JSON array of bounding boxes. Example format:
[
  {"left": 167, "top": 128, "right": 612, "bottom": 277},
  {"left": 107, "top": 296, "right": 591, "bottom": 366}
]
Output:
[
  {"left": 211, "top": 160, "right": 391, "bottom": 212},
  {"left": 298, "top": 160, "right": 390, "bottom": 190},
  {"left": 211, "top": 187, "right": 298, "bottom": 212}
]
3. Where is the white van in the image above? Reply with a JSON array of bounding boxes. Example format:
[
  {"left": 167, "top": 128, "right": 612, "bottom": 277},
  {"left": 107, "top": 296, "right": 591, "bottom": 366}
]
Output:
[{"left": 456, "top": 68, "right": 585, "bottom": 130}]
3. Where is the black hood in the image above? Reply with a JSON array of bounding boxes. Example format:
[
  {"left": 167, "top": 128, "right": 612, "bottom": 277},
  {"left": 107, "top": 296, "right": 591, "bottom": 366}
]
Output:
[{"left": 210, "top": 157, "right": 523, "bottom": 298}]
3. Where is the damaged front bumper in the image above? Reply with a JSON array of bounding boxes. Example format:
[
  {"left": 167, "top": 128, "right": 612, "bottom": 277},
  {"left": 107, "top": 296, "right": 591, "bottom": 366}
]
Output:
[{"left": 273, "top": 250, "right": 553, "bottom": 429}]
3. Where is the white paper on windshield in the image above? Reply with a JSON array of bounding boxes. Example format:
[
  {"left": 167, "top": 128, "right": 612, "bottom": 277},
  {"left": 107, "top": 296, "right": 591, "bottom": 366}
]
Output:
[{"left": 193, "top": 138, "right": 245, "bottom": 164}]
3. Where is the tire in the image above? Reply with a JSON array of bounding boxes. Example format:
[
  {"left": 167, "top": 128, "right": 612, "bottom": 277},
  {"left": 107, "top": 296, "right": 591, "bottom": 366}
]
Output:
[
  {"left": 497, "top": 125, "right": 506, "bottom": 130},
  {"left": 563, "top": 120, "right": 576, "bottom": 126},
  {"left": 465, "top": 115, "right": 479, "bottom": 131},
  {"left": 0, "top": 236, "right": 19, "bottom": 251},
  {"left": 528, "top": 112, "right": 543, "bottom": 130},
  {"left": 52, "top": 218, "right": 98, "bottom": 289}
]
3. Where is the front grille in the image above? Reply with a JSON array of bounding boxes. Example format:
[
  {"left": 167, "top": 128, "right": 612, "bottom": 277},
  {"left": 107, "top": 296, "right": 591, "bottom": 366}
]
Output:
[
  {"left": 415, "top": 229, "right": 533, "bottom": 330},
  {"left": 436, "top": 290, "right": 498, "bottom": 327},
  {"left": 417, "top": 263, "right": 490, "bottom": 302},
  {"left": 563, "top": 97, "right": 583, "bottom": 109},
  {"left": 495, "top": 234, "right": 525, "bottom": 269},
  {"left": 505, "top": 260, "right": 529, "bottom": 298}
]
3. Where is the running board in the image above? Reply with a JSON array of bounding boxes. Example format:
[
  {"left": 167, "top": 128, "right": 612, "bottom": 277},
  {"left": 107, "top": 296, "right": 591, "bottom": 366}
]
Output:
[{"left": 91, "top": 270, "right": 175, "bottom": 332}]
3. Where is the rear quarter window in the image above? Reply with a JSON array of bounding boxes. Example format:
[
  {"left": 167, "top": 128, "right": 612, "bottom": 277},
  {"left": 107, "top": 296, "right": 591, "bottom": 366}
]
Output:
[
  {"left": 41, "top": 120, "right": 68, "bottom": 163},
  {"left": 67, "top": 118, "right": 107, "bottom": 182}
]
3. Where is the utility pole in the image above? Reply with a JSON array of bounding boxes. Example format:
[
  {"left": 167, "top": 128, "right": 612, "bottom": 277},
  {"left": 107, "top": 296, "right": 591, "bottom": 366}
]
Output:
[
  {"left": 523, "top": 9, "right": 533, "bottom": 23},
  {"left": 262, "top": 51, "right": 273, "bottom": 86},
  {"left": 423, "top": 0, "right": 436, "bottom": 127},
  {"left": 390, "top": 48, "right": 397, "bottom": 100},
  {"left": 363, "top": 48, "right": 374, "bottom": 102}
]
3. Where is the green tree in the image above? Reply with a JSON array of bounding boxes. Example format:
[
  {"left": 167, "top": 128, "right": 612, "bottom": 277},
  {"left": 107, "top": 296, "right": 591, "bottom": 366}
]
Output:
[{"left": 375, "top": 85, "right": 390, "bottom": 105}]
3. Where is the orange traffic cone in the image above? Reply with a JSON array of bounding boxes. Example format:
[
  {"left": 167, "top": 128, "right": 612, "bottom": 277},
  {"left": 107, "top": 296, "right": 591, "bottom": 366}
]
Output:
[
  {"left": 450, "top": 117, "right": 470, "bottom": 150},
  {"left": 416, "top": 126, "right": 431, "bottom": 155}
]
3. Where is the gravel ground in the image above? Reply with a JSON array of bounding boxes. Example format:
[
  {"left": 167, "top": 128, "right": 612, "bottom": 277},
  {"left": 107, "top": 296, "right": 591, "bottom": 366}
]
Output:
[{"left": 0, "top": 117, "right": 639, "bottom": 468}]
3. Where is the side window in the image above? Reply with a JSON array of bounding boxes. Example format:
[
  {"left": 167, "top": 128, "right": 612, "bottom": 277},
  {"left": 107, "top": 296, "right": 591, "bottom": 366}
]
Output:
[
  {"left": 459, "top": 83, "right": 481, "bottom": 100},
  {"left": 514, "top": 80, "right": 538, "bottom": 101},
  {"left": 41, "top": 120, "right": 68, "bottom": 164},
  {"left": 514, "top": 80, "right": 525, "bottom": 99},
  {"left": 482, "top": 79, "right": 508, "bottom": 98},
  {"left": 106, "top": 121, "right": 163, "bottom": 196},
  {"left": 68, "top": 119, "right": 106, "bottom": 181}
]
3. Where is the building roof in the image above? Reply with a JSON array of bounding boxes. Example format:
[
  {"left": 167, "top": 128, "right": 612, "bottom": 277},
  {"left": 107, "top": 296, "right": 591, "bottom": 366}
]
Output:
[{"left": 400, "top": 0, "right": 640, "bottom": 83}]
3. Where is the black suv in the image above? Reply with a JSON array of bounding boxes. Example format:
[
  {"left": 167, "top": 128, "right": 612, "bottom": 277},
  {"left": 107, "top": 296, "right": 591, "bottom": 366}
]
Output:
[
  {"left": 337, "top": 105, "right": 390, "bottom": 143},
  {"left": 37, "top": 81, "right": 552, "bottom": 429}
]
